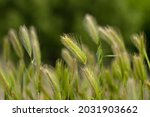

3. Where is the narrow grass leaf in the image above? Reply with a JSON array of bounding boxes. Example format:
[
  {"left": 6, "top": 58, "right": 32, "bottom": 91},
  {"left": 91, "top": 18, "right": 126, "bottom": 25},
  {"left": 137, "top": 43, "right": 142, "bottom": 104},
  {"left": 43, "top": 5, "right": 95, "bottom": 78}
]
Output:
[
  {"left": 55, "top": 60, "right": 71, "bottom": 99},
  {"left": 96, "top": 44, "right": 103, "bottom": 68}
]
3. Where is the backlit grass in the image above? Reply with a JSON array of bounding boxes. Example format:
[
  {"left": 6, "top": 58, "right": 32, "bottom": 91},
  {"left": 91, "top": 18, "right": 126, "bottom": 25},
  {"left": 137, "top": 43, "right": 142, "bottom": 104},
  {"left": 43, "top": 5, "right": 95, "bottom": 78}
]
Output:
[{"left": 0, "top": 15, "right": 150, "bottom": 100}]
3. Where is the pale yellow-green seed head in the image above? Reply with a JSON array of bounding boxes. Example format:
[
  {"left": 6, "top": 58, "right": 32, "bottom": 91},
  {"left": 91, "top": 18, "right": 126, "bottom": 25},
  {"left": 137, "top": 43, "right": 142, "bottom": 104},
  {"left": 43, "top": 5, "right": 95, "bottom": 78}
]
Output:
[
  {"left": 61, "top": 48, "right": 74, "bottom": 66},
  {"left": 133, "top": 55, "right": 146, "bottom": 82},
  {"left": 84, "top": 14, "right": 99, "bottom": 44},
  {"left": 0, "top": 64, "right": 11, "bottom": 93},
  {"left": 61, "top": 35, "right": 87, "bottom": 64},
  {"left": 132, "top": 34, "right": 146, "bottom": 57},
  {"left": 3, "top": 37, "right": 11, "bottom": 61},
  {"left": 8, "top": 29, "right": 24, "bottom": 59},
  {"left": 19, "top": 25, "right": 32, "bottom": 57},
  {"left": 41, "top": 65, "right": 61, "bottom": 99},
  {"left": 30, "top": 27, "right": 41, "bottom": 68},
  {"left": 99, "top": 26, "right": 126, "bottom": 54},
  {"left": 127, "top": 78, "right": 138, "bottom": 99},
  {"left": 81, "top": 66, "right": 100, "bottom": 97}
]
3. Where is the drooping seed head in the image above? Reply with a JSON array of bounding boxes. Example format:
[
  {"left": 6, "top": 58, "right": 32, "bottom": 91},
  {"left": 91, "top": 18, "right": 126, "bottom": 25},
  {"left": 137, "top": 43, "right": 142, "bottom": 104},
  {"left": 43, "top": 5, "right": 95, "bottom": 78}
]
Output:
[
  {"left": 19, "top": 25, "right": 32, "bottom": 57},
  {"left": 99, "top": 26, "right": 126, "bottom": 54},
  {"left": 0, "top": 64, "right": 11, "bottom": 93},
  {"left": 30, "top": 27, "right": 41, "bottom": 68},
  {"left": 8, "top": 29, "right": 24, "bottom": 59},
  {"left": 132, "top": 34, "right": 146, "bottom": 57},
  {"left": 61, "top": 48, "right": 73, "bottom": 66},
  {"left": 84, "top": 14, "right": 99, "bottom": 44},
  {"left": 133, "top": 55, "right": 147, "bottom": 83},
  {"left": 81, "top": 66, "right": 100, "bottom": 97},
  {"left": 61, "top": 35, "right": 87, "bottom": 64},
  {"left": 3, "top": 37, "right": 11, "bottom": 61}
]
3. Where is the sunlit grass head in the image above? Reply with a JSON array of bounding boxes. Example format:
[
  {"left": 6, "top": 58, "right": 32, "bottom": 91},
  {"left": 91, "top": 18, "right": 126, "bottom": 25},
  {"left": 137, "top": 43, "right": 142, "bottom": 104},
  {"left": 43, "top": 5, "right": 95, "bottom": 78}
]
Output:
[
  {"left": 61, "top": 34, "right": 87, "bottom": 65},
  {"left": 0, "top": 15, "right": 150, "bottom": 100}
]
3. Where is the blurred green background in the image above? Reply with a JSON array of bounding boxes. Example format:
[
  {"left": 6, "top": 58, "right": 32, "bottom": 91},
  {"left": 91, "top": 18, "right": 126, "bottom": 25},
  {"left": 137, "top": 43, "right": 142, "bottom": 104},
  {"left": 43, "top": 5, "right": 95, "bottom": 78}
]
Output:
[{"left": 0, "top": 0, "right": 150, "bottom": 64}]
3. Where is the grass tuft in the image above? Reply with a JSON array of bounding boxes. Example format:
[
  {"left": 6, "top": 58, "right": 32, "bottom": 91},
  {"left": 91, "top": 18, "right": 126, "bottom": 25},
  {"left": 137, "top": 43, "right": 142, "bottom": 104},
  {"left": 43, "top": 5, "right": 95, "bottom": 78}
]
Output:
[{"left": 0, "top": 15, "right": 150, "bottom": 100}]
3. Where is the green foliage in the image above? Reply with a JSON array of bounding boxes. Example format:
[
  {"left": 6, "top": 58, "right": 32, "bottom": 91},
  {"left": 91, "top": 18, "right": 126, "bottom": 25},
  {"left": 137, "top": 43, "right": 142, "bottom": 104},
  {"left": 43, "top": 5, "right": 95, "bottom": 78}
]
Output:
[{"left": 0, "top": 15, "right": 150, "bottom": 100}]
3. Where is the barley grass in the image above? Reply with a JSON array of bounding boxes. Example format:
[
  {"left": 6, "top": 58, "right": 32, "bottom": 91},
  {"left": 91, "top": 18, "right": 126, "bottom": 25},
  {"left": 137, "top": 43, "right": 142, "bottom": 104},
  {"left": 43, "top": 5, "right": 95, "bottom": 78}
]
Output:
[
  {"left": 0, "top": 15, "right": 150, "bottom": 100},
  {"left": 30, "top": 26, "right": 41, "bottom": 68},
  {"left": 3, "top": 37, "right": 11, "bottom": 61},
  {"left": 61, "top": 35, "right": 87, "bottom": 65},
  {"left": 8, "top": 29, "right": 24, "bottom": 59},
  {"left": 84, "top": 14, "right": 99, "bottom": 44},
  {"left": 19, "top": 25, "right": 32, "bottom": 58}
]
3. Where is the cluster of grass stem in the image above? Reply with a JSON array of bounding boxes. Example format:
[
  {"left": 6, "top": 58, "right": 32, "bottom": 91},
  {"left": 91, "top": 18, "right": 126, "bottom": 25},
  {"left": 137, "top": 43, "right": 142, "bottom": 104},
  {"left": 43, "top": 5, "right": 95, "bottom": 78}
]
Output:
[{"left": 0, "top": 15, "right": 150, "bottom": 100}]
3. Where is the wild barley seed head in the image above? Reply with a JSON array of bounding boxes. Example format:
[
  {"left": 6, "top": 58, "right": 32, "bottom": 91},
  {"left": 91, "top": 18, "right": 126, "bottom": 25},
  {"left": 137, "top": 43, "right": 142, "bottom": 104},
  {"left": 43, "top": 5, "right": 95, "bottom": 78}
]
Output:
[
  {"left": 19, "top": 25, "right": 32, "bottom": 57},
  {"left": 132, "top": 34, "right": 146, "bottom": 57},
  {"left": 81, "top": 66, "right": 100, "bottom": 97},
  {"left": 99, "top": 26, "right": 126, "bottom": 54},
  {"left": 0, "top": 65, "right": 10, "bottom": 92},
  {"left": 61, "top": 35, "right": 87, "bottom": 65},
  {"left": 84, "top": 14, "right": 99, "bottom": 44},
  {"left": 3, "top": 37, "right": 11, "bottom": 61},
  {"left": 30, "top": 27, "right": 41, "bottom": 68},
  {"left": 133, "top": 55, "right": 147, "bottom": 83},
  {"left": 8, "top": 29, "right": 24, "bottom": 59},
  {"left": 61, "top": 48, "right": 74, "bottom": 67}
]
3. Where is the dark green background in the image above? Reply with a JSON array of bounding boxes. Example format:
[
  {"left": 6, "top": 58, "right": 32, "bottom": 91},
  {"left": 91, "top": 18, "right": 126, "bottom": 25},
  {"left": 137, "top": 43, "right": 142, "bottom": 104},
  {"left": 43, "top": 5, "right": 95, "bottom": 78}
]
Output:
[{"left": 0, "top": 0, "right": 150, "bottom": 64}]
